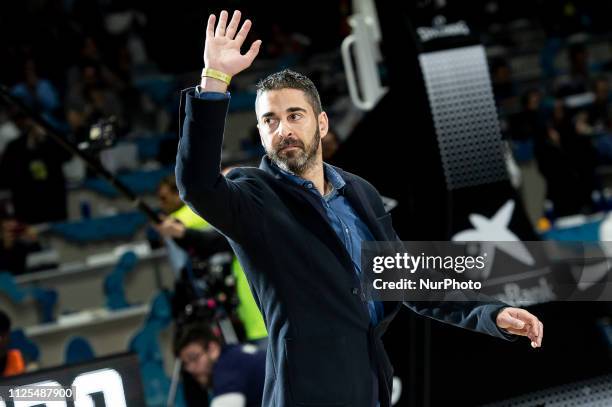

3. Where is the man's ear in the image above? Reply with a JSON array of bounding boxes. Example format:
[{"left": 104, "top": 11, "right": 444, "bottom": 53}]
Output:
[
  {"left": 208, "top": 341, "right": 222, "bottom": 360},
  {"left": 318, "top": 111, "right": 329, "bottom": 139}
]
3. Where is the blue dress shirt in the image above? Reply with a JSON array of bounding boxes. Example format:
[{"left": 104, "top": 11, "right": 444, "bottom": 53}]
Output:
[{"left": 273, "top": 162, "right": 385, "bottom": 325}]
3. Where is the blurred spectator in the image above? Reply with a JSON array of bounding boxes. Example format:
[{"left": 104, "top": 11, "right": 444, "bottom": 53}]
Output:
[
  {"left": 535, "top": 98, "right": 596, "bottom": 215},
  {"left": 510, "top": 89, "right": 547, "bottom": 142},
  {"left": 556, "top": 42, "right": 590, "bottom": 97},
  {"left": 490, "top": 57, "right": 517, "bottom": 103},
  {"left": 155, "top": 175, "right": 227, "bottom": 255},
  {"left": 10, "top": 59, "right": 60, "bottom": 117},
  {"left": 66, "top": 36, "right": 125, "bottom": 93},
  {"left": 0, "top": 115, "right": 71, "bottom": 223},
  {"left": 65, "top": 63, "right": 124, "bottom": 142},
  {"left": 0, "top": 310, "right": 25, "bottom": 377},
  {"left": 0, "top": 211, "right": 41, "bottom": 274},
  {"left": 507, "top": 89, "right": 546, "bottom": 164},
  {"left": 157, "top": 175, "right": 183, "bottom": 216},
  {"left": 575, "top": 76, "right": 612, "bottom": 136},
  {"left": 589, "top": 76, "right": 612, "bottom": 128},
  {"left": 174, "top": 323, "right": 265, "bottom": 407},
  {"left": 103, "top": 9, "right": 151, "bottom": 70}
]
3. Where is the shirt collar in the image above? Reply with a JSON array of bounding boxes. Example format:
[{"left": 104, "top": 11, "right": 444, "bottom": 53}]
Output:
[
  {"left": 271, "top": 160, "right": 346, "bottom": 192},
  {"left": 324, "top": 162, "right": 346, "bottom": 191}
]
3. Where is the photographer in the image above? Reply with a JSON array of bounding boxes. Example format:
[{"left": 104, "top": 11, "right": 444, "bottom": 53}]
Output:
[
  {"left": 174, "top": 323, "right": 265, "bottom": 407},
  {"left": 154, "top": 175, "right": 267, "bottom": 344}
]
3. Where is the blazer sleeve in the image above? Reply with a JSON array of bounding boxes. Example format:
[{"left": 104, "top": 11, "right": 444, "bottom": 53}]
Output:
[
  {"left": 175, "top": 88, "right": 264, "bottom": 243},
  {"left": 403, "top": 300, "right": 517, "bottom": 341}
]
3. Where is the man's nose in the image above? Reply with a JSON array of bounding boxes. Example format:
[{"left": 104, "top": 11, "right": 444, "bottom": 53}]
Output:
[{"left": 277, "top": 119, "right": 294, "bottom": 138}]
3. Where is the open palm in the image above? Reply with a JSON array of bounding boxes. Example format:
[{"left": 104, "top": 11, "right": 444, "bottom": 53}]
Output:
[{"left": 204, "top": 10, "right": 261, "bottom": 77}]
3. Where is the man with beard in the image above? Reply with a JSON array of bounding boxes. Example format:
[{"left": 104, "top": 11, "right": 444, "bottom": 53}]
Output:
[{"left": 176, "top": 10, "right": 544, "bottom": 407}]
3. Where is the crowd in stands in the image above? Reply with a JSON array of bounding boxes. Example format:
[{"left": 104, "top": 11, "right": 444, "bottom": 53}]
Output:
[
  {"left": 475, "top": 1, "right": 612, "bottom": 219},
  {"left": 0, "top": 0, "right": 354, "bottom": 272}
]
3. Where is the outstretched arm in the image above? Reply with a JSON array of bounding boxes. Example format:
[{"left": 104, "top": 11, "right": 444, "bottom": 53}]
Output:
[
  {"left": 404, "top": 301, "right": 543, "bottom": 347},
  {"left": 175, "top": 10, "right": 262, "bottom": 242}
]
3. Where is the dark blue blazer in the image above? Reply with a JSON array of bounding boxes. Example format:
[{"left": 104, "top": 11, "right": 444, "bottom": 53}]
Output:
[{"left": 175, "top": 88, "right": 514, "bottom": 407}]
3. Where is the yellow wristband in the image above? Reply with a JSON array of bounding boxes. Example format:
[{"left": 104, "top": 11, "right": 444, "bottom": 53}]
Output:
[{"left": 201, "top": 68, "right": 232, "bottom": 85}]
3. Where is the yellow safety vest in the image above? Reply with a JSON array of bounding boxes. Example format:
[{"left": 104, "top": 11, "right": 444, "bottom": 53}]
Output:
[
  {"left": 171, "top": 205, "right": 210, "bottom": 231},
  {"left": 232, "top": 257, "right": 268, "bottom": 341}
]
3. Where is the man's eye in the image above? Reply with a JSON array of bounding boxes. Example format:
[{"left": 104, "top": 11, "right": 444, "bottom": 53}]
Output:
[{"left": 289, "top": 114, "right": 301, "bottom": 120}]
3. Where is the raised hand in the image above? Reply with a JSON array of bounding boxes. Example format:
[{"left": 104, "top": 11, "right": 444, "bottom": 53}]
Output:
[{"left": 203, "top": 10, "right": 262, "bottom": 79}]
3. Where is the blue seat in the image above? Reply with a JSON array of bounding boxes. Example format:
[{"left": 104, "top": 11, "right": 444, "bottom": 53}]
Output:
[
  {"left": 104, "top": 251, "right": 139, "bottom": 310},
  {"left": 81, "top": 167, "right": 173, "bottom": 198},
  {"left": 129, "top": 291, "right": 179, "bottom": 406},
  {"left": 0, "top": 272, "right": 58, "bottom": 323},
  {"left": 49, "top": 212, "right": 148, "bottom": 242},
  {"left": 30, "top": 287, "right": 58, "bottom": 323},
  {"left": 0, "top": 271, "right": 27, "bottom": 302},
  {"left": 65, "top": 336, "right": 95, "bottom": 364},
  {"left": 9, "top": 329, "right": 40, "bottom": 364}
]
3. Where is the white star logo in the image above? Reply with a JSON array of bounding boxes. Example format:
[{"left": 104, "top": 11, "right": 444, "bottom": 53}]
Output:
[{"left": 452, "top": 200, "right": 535, "bottom": 279}]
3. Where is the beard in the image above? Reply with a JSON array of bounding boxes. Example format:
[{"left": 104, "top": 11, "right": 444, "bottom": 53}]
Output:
[{"left": 267, "top": 128, "right": 320, "bottom": 175}]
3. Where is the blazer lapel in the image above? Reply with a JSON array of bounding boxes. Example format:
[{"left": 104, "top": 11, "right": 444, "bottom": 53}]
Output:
[
  {"left": 260, "top": 157, "right": 391, "bottom": 324},
  {"left": 342, "top": 178, "right": 389, "bottom": 242},
  {"left": 259, "top": 157, "right": 354, "bottom": 267},
  {"left": 340, "top": 174, "right": 403, "bottom": 326}
]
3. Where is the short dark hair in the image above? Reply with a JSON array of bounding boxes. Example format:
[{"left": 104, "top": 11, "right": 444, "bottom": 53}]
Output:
[
  {"left": 0, "top": 311, "right": 11, "bottom": 335},
  {"left": 173, "top": 323, "right": 220, "bottom": 357},
  {"left": 159, "top": 174, "right": 178, "bottom": 194},
  {"left": 256, "top": 69, "right": 323, "bottom": 116}
]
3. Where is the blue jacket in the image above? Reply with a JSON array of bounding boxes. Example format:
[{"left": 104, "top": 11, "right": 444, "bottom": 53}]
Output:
[{"left": 176, "top": 88, "right": 514, "bottom": 407}]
